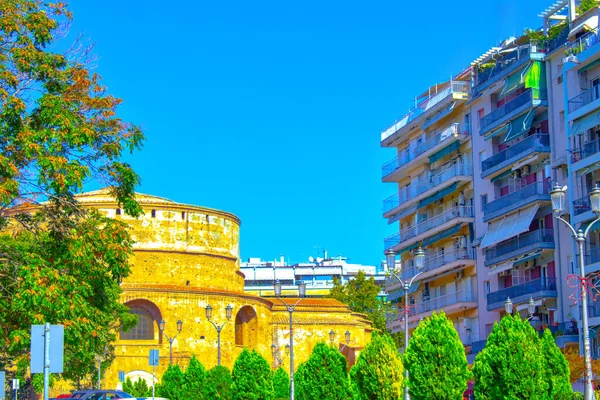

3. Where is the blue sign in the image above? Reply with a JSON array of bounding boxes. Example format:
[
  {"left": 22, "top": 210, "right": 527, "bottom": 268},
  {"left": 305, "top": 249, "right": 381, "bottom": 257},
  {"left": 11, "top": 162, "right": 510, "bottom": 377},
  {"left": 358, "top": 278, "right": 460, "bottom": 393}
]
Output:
[
  {"left": 118, "top": 371, "right": 125, "bottom": 383},
  {"left": 0, "top": 371, "right": 5, "bottom": 399},
  {"left": 30, "top": 325, "right": 64, "bottom": 374},
  {"left": 149, "top": 349, "right": 159, "bottom": 366}
]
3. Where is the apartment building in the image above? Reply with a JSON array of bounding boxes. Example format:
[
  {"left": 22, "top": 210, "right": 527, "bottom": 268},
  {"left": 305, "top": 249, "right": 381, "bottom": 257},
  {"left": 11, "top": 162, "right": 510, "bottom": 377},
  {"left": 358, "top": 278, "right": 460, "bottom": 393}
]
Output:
[
  {"left": 382, "top": 0, "right": 600, "bottom": 358},
  {"left": 381, "top": 70, "right": 479, "bottom": 348}
]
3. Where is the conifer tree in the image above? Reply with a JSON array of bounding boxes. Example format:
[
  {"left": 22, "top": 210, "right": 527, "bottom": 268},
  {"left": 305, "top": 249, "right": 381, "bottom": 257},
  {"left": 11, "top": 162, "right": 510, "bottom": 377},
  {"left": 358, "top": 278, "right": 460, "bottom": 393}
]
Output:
[
  {"left": 272, "top": 367, "right": 290, "bottom": 400},
  {"left": 404, "top": 311, "right": 470, "bottom": 400},
  {"left": 541, "top": 329, "right": 573, "bottom": 399},
  {"left": 158, "top": 364, "right": 185, "bottom": 400},
  {"left": 132, "top": 378, "right": 151, "bottom": 398},
  {"left": 183, "top": 356, "right": 207, "bottom": 400},
  {"left": 205, "top": 365, "right": 233, "bottom": 400},
  {"left": 231, "top": 349, "right": 275, "bottom": 400}
]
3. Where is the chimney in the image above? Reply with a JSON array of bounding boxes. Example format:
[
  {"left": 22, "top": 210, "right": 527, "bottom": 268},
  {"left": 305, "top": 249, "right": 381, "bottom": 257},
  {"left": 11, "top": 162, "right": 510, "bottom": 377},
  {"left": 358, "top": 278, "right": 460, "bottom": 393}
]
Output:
[
  {"left": 324, "top": 249, "right": 328, "bottom": 259},
  {"left": 280, "top": 254, "right": 285, "bottom": 266}
]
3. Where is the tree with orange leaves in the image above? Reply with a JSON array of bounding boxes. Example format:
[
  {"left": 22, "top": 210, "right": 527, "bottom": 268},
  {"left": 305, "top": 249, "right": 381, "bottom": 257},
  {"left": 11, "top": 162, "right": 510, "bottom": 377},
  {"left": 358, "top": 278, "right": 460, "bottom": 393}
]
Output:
[{"left": 0, "top": 0, "right": 144, "bottom": 391}]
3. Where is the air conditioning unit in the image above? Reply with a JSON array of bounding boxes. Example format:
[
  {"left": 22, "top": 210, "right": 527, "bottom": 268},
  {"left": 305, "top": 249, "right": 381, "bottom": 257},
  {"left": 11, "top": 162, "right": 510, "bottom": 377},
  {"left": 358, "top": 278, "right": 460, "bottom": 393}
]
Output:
[{"left": 454, "top": 236, "right": 468, "bottom": 249}]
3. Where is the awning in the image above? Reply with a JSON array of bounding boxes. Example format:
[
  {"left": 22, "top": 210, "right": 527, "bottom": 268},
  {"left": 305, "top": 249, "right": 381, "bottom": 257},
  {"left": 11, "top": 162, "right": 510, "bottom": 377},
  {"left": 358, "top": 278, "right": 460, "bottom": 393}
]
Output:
[
  {"left": 388, "top": 203, "right": 418, "bottom": 225},
  {"left": 580, "top": 219, "right": 600, "bottom": 233},
  {"left": 513, "top": 250, "right": 543, "bottom": 266},
  {"left": 398, "top": 242, "right": 421, "bottom": 256},
  {"left": 417, "top": 182, "right": 459, "bottom": 209},
  {"left": 525, "top": 61, "right": 545, "bottom": 100},
  {"left": 504, "top": 109, "right": 535, "bottom": 142},
  {"left": 423, "top": 224, "right": 462, "bottom": 247},
  {"left": 500, "top": 64, "right": 532, "bottom": 96},
  {"left": 491, "top": 169, "right": 513, "bottom": 183},
  {"left": 472, "top": 236, "right": 483, "bottom": 247},
  {"left": 480, "top": 204, "right": 540, "bottom": 249},
  {"left": 580, "top": 59, "right": 600, "bottom": 75},
  {"left": 407, "top": 282, "right": 421, "bottom": 294},
  {"left": 421, "top": 102, "right": 456, "bottom": 131},
  {"left": 512, "top": 154, "right": 539, "bottom": 171},
  {"left": 568, "top": 15, "right": 598, "bottom": 40},
  {"left": 488, "top": 260, "right": 514, "bottom": 277},
  {"left": 570, "top": 112, "right": 600, "bottom": 137},
  {"left": 387, "top": 289, "right": 403, "bottom": 303},
  {"left": 429, "top": 140, "right": 460, "bottom": 164},
  {"left": 484, "top": 123, "right": 509, "bottom": 140}
]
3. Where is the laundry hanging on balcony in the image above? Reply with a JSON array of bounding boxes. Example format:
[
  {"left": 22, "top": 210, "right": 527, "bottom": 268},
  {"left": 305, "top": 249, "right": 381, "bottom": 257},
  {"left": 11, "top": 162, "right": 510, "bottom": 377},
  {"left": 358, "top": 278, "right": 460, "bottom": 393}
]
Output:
[
  {"left": 503, "top": 109, "right": 535, "bottom": 142},
  {"left": 524, "top": 61, "right": 546, "bottom": 100},
  {"left": 480, "top": 204, "right": 540, "bottom": 249}
]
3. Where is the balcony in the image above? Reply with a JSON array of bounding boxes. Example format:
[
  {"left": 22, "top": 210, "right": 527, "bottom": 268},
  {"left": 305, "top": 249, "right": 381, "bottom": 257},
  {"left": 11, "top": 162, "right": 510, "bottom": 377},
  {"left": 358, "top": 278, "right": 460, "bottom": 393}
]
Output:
[
  {"left": 412, "top": 290, "right": 477, "bottom": 316},
  {"left": 480, "top": 89, "right": 547, "bottom": 135},
  {"left": 481, "top": 134, "right": 550, "bottom": 178},
  {"left": 382, "top": 123, "right": 465, "bottom": 181},
  {"left": 383, "top": 163, "right": 472, "bottom": 217},
  {"left": 398, "top": 206, "right": 474, "bottom": 243},
  {"left": 574, "top": 195, "right": 591, "bottom": 216},
  {"left": 486, "top": 277, "right": 557, "bottom": 311},
  {"left": 380, "top": 82, "right": 470, "bottom": 144},
  {"left": 400, "top": 248, "right": 475, "bottom": 282},
  {"left": 482, "top": 181, "right": 550, "bottom": 222},
  {"left": 568, "top": 84, "right": 600, "bottom": 114},
  {"left": 485, "top": 229, "right": 555, "bottom": 267},
  {"left": 474, "top": 46, "right": 531, "bottom": 94},
  {"left": 566, "top": 29, "right": 600, "bottom": 69},
  {"left": 571, "top": 137, "right": 600, "bottom": 166}
]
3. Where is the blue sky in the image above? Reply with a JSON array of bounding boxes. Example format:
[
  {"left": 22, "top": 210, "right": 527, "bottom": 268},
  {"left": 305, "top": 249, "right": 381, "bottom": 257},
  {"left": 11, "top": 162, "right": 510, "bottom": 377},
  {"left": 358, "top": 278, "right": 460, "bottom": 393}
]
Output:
[{"left": 70, "top": 0, "right": 551, "bottom": 266}]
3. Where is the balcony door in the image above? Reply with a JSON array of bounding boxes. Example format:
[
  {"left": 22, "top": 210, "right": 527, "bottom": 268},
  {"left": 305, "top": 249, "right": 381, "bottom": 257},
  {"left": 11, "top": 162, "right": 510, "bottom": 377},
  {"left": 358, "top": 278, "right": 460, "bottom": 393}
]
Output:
[{"left": 592, "top": 77, "right": 600, "bottom": 102}]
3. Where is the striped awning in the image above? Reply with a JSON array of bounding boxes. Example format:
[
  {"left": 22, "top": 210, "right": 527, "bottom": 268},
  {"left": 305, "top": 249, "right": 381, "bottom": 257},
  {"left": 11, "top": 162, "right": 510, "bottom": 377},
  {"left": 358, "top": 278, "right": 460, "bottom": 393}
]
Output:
[
  {"left": 423, "top": 224, "right": 462, "bottom": 247},
  {"left": 571, "top": 112, "right": 600, "bottom": 137},
  {"left": 504, "top": 109, "right": 535, "bottom": 142},
  {"left": 417, "top": 182, "right": 459, "bottom": 209},
  {"left": 488, "top": 260, "right": 514, "bottom": 277},
  {"left": 500, "top": 64, "right": 532, "bottom": 96},
  {"left": 429, "top": 141, "right": 461, "bottom": 164}
]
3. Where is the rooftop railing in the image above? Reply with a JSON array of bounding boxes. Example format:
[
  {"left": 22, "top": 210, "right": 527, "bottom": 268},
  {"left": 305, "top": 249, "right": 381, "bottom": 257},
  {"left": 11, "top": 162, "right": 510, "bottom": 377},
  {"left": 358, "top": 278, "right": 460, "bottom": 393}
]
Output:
[
  {"left": 480, "top": 89, "right": 535, "bottom": 131},
  {"left": 487, "top": 277, "right": 557, "bottom": 306},
  {"left": 482, "top": 181, "right": 550, "bottom": 216},
  {"left": 381, "top": 82, "right": 470, "bottom": 142},
  {"left": 382, "top": 123, "right": 461, "bottom": 178},
  {"left": 568, "top": 84, "right": 600, "bottom": 113},
  {"left": 485, "top": 229, "right": 554, "bottom": 261},
  {"left": 474, "top": 46, "right": 531, "bottom": 90},
  {"left": 566, "top": 28, "right": 599, "bottom": 61},
  {"left": 481, "top": 134, "right": 550, "bottom": 175}
]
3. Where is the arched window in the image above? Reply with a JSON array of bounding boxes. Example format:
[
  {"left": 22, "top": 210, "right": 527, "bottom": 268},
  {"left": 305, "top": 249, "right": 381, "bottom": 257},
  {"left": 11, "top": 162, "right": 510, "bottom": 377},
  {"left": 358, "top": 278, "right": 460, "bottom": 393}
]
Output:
[
  {"left": 120, "top": 306, "right": 155, "bottom": 340},
  {"left": 235, "top": 306, "right": 258, "bottom": 348}
]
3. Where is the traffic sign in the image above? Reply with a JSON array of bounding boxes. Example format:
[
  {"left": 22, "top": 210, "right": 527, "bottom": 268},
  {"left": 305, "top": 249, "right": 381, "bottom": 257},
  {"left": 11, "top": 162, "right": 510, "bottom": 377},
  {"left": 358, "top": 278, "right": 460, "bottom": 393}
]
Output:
[{"left": 149, "top": 349, "right": 159, "bottom": 366}]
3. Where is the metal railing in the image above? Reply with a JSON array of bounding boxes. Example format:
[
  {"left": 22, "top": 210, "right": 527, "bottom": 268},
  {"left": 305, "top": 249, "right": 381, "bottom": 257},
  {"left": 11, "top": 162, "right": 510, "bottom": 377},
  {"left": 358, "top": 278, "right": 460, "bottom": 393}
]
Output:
[
  {"left": 382, "top": 163, "right": 472, "bottom": 214},
  {"left": 544, "top": 26, "right": 569, "bottom": 53},
  {"left": 571, "top": 137, "right": 600, "bottom": 164},
  {"left": 574, "top": 194, "right": 592, "bottom": 216},
  {"left": 481, "top": 134, "right": 550, "bottom": 174},
  {"left": 480, "top": 89, "right": 534, "bottom": 131},
  {"left": 566, "top": 29, "right": 599, "bottom": 62},
  {"left": 398, "top": 206, "right": 474, "bottom": 243},
  {"left": 569, "top": 84, "right": 600, "bottom": 113},
  {"left": 485, "top": 229, "right": 554, "bottom": 261},
  {"left": 413, "top": 290, "right": 477, "bottom": 315},
  {"left": 487, "top": 277, "right": 557, "bottom": 306},
  {"left": 380, "top": 82, "right": 470, "bottom": 142},
  {"left": 401, "top": 248, "right": 474, "bottom": 280},
  {"left": 482, "top": 181, "right": 550, "bottom": 216},
  {"left": 475, "top": 46, "right": 531, "bottom": 89},
  {"left": 382, "top": 123, "right": 462, "bottom": 178}
]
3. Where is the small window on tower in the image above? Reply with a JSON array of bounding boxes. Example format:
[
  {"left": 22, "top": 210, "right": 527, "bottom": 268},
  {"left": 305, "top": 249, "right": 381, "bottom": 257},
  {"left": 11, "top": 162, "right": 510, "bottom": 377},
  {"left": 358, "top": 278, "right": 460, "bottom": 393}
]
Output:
[
  {"left": 116, "top": 208, "right": 121, "bottom": 216},
  {"left": 151, "top": 209, "right": 156, "bottom": 218},
  {"left": 182, "top": 211, "right": 186, "bottom": 220}
]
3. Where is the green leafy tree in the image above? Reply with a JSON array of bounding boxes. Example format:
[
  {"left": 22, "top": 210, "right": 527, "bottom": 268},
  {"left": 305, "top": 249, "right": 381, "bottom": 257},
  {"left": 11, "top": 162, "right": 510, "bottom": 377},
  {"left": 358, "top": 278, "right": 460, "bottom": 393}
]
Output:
[
  {"left": 350, "top": 331, "right": 403, "bottom": 399},
  {"left": 404, "top": 311, "right": 470, "bottom": 400},
  {"left": 158, "top": 364, "right": 185, "bottom": 400},
  {"left": 231, "top": 349, "right": 274, "bottom": 400},
  {"left": 295, "top": 342, "right": 353, "bottom": 400},
  {"left": 183, "top": 356, "right": 207, "bottom": 400},
  {"left": 541, "top": 329, "right": 573, "bottom": 399},
  {"left": 0, "top": 0, "right": 143, "bottom": 385},
  {"left": 472, "top": 314, "right": 548, "bottom": 399},
  {"left": 204, "top": 365, "right": 233, "bottom": 400},
  {"left": 272, "top": 367, "right": 290, "bottom": 400}
]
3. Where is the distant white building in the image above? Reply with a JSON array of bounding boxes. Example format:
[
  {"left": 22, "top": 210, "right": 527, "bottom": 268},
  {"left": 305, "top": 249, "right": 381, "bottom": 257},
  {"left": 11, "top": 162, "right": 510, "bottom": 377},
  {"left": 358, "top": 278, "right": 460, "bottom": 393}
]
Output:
[{"left": 240, "top": 251, "right": 387, "bottom": 297}]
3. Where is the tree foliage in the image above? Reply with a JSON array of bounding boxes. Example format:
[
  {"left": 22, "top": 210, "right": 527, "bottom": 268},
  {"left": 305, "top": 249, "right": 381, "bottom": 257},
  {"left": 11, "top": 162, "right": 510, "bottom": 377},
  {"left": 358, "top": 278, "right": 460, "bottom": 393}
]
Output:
[
  {"left": 295, "top": 342, "right": 353, "bottom": 400},
  {"left": 204, "top": 365, "right": 232, "bottom": 400},
  {"left": 540, "top": 329, "right": 573, "bottom": 399},
  {"left": 350, "top": 331, "right": 403, "bottom": 400},
  {"left": 0, "top": 0, "right": 144, "bottom": 385},
  {"left": 272, "top": 367, "right": 290, "bottom": 400},
  {"left": 472, "top": 314, "right": 547, "bottom": 399},
  {"left": 404, "top": 311, "right": 470, "bottom": 400},
  {"left": 231, "top": 349, "right": 274, "bottom": 400},
  {"left": 158, "top": 364, "right": 185, "bottom": 400},
  {"left": 183, "top": 356, "right": 207, "bottom": 400},
  {"left": 122, "top": 377, "right": 152, "bottom": 398}
]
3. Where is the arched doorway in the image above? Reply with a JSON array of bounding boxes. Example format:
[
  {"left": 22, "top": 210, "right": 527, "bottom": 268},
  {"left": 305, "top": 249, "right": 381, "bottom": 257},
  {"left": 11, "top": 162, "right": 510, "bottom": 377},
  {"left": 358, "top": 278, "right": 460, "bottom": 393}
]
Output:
[{"left": 235, "top": 306, "right": 258, "bottom": 348}]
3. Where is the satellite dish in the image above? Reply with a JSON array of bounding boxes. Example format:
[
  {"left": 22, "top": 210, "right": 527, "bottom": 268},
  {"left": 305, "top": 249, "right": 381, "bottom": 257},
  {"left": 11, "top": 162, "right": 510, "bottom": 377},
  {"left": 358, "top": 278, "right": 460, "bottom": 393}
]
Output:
[{"left": 309, "top": 256, "right": 314, "bottom": 262}]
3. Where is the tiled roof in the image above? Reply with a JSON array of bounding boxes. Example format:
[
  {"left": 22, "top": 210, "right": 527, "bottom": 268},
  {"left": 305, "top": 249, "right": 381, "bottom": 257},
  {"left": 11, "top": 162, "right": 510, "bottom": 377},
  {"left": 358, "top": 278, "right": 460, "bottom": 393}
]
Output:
[{"left": 270, "top": 315, "right": 366, "bottom": 326}]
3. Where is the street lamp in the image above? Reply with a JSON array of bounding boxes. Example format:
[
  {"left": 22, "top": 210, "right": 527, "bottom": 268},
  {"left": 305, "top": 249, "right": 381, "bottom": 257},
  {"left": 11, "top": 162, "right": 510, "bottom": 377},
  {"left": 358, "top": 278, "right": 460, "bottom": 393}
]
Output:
[
  {"left": 527, "top": 297, "right": 536, "bottom": 319},
  {"left": 273, "top": 280, "right": 306, "bottom": 400},
  {"left": 205, "top": 304, "right": 233, "bottom": 366},
  {"left": 385, "top": 246, "right": 426, "bottom": 400},
  {"left": 504, "top": 297, "right": 513, "bottom": 314},
  {"left": 271, "top": 343, "right": 290, "bottom": 368},
  {"left": 159, "top": 319, "right": 183, "bottom": 365},
  {"left": 550, "top": 183, "right": 600, "bottom": 400},
  {"left": 329, "top": 330, "right": 352, "bottom": 351}
]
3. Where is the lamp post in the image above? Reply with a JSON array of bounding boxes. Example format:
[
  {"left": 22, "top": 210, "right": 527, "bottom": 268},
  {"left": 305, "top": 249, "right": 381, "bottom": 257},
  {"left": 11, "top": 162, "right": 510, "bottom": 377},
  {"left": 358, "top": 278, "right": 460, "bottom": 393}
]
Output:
[
  {"left": 550, "top": 183, "right": 600, "bottom": 400},
  {"left": 329, "top": 330, "right": 352, "bottom": 351},
  {"left": 205, "top": 304, "right": 233, "bottom": 366},
  {"left": 504, "top": 297, "right": 535, "bottom": 319},
  {"left": 271, "top": 343, "right": 290, "bottom": 368},
  {"left": 385, "top": 247, "right": 426, "bottom": 400},
  {"left": 159, "top": 319, "right": 183, "bottom": 365},
  {"left": 274, "top": 280, "right": 306, "bottom": 400}
]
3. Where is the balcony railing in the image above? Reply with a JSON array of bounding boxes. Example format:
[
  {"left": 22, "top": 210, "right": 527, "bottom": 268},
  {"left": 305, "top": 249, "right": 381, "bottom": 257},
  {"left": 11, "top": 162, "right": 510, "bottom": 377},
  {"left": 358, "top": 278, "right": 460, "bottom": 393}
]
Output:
[
  {"left": 481, "top": 134, "right": 550, "bottom": 175},
  {"left": 382, "top": 123, "right": 461, "bottom": 178},
  {"left": 568, "top": 84, "right": 600, "bottom": 113},
  {"left": 480, "top": 90, "right": 534, "bottom": 131},
  {"left": 475, "top": 46, "right": 531, "bottom": 90},
  {"left": 382, "top": 163, "right": 472, "bottom": 214},
  {"left": 566, "top": 29, "right": 599, "bottom": 63},
  {"left": 413, "top": 290, "right": 476, "bottom": 315},
  {"left": 398, "top": 206, "right": 474, "bottom": 243},
  {"left": 571, "top": 137, "right": 600, "bottom": 164},
  {"left": 485, "top": 229, "right": 554, "bottom": 262},
  {"left": 482, "top": 181, "right": 550, "bottom": 217},
  {"left": 487, "top": 277, "right": 557, "bottom": 306},
  {"left": 574, "top": 194, "right": 591, "bottom": 216},
  {"left": 381, "top": 82, "right": 470, "bottom": 142},
  {"left": 402, "top": 248, "right": 474, "bottom": 279}
]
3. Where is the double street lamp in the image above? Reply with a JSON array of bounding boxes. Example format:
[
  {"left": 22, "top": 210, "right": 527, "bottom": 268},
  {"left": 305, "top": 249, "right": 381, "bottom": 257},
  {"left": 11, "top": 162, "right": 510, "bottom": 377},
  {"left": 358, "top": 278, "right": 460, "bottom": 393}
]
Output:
[
  {"left": 329, "top": 330, "right": 351, "bottom": 351},
  {"left": 205, "top": 304, "right": 233, "bottom": 366},
  {"left": 385, "top": 247, "right": 426, "bottom": 400},
  {"left": 159, "top": 319, "right": 183, "bottom": 365},
  {"left": 274, "top": 280, "right": 306, "bottom": 400},
  {"left": 271, "top": 343, "right": 290, "bottom": 368},
  {"left": 504, "top": 296, "right": 535, "bottom": 319},
  {"left": 550, "top": 183, "right": 600, "bottom": 400}
]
